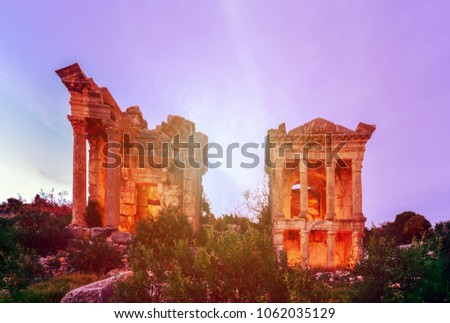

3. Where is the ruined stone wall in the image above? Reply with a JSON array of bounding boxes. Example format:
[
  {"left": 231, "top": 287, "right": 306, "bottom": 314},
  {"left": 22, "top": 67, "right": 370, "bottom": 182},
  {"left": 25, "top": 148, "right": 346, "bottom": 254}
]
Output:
[
  {"left": 265, "top": 118, "right": 375, "bottom": 269},
  {"left": 57, "top": 63, "right": 207, "bottom": 232}
]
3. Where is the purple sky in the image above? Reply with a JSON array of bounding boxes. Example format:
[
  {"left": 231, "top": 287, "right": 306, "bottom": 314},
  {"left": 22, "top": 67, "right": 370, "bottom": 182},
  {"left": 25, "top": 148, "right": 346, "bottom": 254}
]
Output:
[{"left": 0, "top": 0, "right": 449, "bottom": 225}]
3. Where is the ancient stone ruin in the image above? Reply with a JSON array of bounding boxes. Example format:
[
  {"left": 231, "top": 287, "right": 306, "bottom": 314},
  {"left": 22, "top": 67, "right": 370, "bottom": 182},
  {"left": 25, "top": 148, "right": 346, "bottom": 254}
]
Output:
[
  {"left": 265, "top": 118, "right": 375, "bottom": 269},
  {"left": 56, "top": 63, "right": 375, "bottom": 270},
  {"left": 56, "top": 63, "right": 207, "bottom": 232}
]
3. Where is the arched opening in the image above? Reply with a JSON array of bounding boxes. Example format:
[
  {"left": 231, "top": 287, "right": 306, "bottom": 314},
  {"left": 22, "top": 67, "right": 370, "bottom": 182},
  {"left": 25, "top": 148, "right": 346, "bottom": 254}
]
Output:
[{"left": 288, "top": 164, "right": 327, "bottom": 220}]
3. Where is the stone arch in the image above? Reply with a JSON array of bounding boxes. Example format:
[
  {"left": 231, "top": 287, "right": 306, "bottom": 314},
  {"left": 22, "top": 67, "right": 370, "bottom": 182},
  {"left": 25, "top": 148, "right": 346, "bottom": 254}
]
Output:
[{"left": 282, "top": 165, "right": 327, "bottom": 220}]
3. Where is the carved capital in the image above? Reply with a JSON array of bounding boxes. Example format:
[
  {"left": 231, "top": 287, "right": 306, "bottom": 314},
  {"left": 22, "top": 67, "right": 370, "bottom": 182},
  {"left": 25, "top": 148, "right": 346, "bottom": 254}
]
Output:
[{"left": 68, "top": 116, "right": 86, "bottom": 135}]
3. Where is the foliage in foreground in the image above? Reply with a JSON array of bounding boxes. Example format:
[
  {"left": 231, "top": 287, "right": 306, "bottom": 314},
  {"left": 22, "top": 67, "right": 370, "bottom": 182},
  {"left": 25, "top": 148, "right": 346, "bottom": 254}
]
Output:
[
  {"left": 12, "top": 273, "right": 101, "bottom": 303},
  {"left": 112, "top": 208, "right": 334, "bottom": 302},
  {"left": 15, "top": 211, "right": 71, "bottom": 256},
  {"left": 0, "top": 218, "right": 44, "bottom": 302},
  {"left": 67, "top": 237, "right": 122, "bottom": 274},
  {"left": 350, "top": 233, "right": 450, "bottom": 302}
]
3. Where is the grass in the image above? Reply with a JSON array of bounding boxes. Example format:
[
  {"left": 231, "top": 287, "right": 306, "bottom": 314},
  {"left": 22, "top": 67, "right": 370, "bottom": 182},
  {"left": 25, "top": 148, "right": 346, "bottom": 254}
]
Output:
[{"left": 13, "top": 273, "right": 103, "bottom": 303}]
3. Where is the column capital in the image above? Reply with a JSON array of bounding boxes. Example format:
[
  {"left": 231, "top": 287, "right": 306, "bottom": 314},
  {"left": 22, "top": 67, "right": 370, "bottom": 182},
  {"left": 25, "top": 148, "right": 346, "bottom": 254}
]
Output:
[
  {"left": 327, "top": 230, "right": 336, "bottom": 236},
  {"left": 68, "top": 115, "right": 86, "bottom": 135}
]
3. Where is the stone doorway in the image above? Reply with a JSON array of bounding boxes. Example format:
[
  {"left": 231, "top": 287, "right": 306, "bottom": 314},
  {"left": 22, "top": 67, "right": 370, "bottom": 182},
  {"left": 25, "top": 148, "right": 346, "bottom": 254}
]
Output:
[
  {"left": 135, "top": 183, "right": 161, "bottom": 223},
  {"left": 283, "top": 230, "right": 301, "bottom": 265}
]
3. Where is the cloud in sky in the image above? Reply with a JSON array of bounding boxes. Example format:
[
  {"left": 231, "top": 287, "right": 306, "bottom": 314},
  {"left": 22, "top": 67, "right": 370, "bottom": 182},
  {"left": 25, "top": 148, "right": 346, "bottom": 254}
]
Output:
[{"left": 0, "top": 0, "right": 449, "bottom": 224}]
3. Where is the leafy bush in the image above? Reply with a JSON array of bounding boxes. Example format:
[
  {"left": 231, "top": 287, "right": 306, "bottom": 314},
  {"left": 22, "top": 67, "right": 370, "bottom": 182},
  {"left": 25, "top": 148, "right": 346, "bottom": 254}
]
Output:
[
  {"left": 367, "top": 211, "right": 432, "bottom": 245},
  {"left": 133, "top": 207, "right": 194, "bottom": 251},
  {"left": 14, "top": 211, "right": 71, "bottom": 256},
  {"left": 0, "top": 197, "right": 24, "bottom": 214},
  {"left": 112, "top": 208, "right": 194, "bottom": 302},
  {"left": 0, "top": 218, "right": 44, "bottom": 302},
  {"left": 213, "top": 214, "right": 252, "bottom": 233},
  {"left": 284, "top": 264, "right": 332, "bottom": 302},
  {"left": 433, "top": 221, "right": 450, "bottom": 257},
  {"left": 67, "top": 237, "right": 122, "bottom": 274},
  {"left": 350, "top": 235, "right": 449, "bottom": 302},
  {"left": 113, "top": 208, "right": 288, "bottom": 302},
  {"left": 85, "top": 199, "right": 104, "bottom": 227}
]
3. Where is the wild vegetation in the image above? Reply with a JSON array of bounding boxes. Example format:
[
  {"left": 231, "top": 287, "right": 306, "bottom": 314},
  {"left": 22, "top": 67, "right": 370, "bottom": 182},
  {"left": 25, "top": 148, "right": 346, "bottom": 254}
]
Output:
[
  {"left": 1, "top": 188, "right": 449, "bottom": 302},
  {"left": 111, "top": 204, "right": 450, "bottom": 302}
]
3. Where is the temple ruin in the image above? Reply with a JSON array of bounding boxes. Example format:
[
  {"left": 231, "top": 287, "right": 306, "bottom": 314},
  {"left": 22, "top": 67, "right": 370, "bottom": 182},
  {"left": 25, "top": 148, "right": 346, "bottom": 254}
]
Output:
[
  {"left": 265, "top": 118, "right": 375, "bottom": 269},
  {"left": 56, "top": 63, "right": 207, "bottom": 232}
]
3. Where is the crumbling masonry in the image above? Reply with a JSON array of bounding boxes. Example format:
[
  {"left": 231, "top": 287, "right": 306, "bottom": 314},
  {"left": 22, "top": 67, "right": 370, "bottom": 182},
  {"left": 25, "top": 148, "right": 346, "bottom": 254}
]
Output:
[
  {"left": 57, "top": 63, "right": 375, "bottom": 269},
  {"left": 265, "top": 118, "right": 375, "bottom": 269},
  {"left": 56, "top": 63, "right": 207, "bottom": 232}
]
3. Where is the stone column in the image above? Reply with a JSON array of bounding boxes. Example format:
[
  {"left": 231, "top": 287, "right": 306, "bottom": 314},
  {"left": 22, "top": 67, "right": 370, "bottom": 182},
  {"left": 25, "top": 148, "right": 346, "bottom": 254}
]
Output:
[
  {"left": 272, "top": 228, "right": 285, "bottom": 254},
  {"left": 272, "top": 160, "right": 285, "bottom": 218},
  {"left": 326, "top": 231, "right": 336, "bottom": 269},
  {"left": 183, "top": 168, "right": 200, "bottom": 231},
  {"left": 326, "top": 161, "right": 336, "bottom": 220},
  {"left": 300, "top": 230, "right": 310, "bottom": 266},
  {"left": 88, "top": 137, "right": 101, "bottom": 200},
  {"left": 68, "top": 116, "right": 87, "bottom": 226},
  {"left": 352, "top": 231, "right": 364, "bottom": 263},
  {"left": 105, "top": 124, "right": 121, "bottom": 229},
  {"left": 88, "top": 137, "right": 106, "bottom": 225},
  {"left": 299, "top": 158, "right": 308, "bottom": 218},
  {"left": 352, "top": 159, "right": 363, "bottom": 219}
]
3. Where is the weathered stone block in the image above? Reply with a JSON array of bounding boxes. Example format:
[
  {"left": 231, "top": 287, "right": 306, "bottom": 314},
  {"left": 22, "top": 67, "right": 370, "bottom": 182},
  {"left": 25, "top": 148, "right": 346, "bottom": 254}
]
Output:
[
  {"left": 111, "top": 231, "right": 132, "bottom": 245},
  {"left": 91, "top": 227, "right": 113, "bottom": 239},
  {"left": 61, "top": 272, "right": 132, "bottom": 303}
]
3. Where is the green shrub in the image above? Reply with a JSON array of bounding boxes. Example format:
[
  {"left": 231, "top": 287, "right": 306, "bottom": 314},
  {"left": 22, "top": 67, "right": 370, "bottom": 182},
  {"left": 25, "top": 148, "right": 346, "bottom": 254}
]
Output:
[
  {"left": 284, "top": 264, "right": 332, "bottom": 302},
  {"left": 113, "top": 209, "right": 288, "bottom": 302},
  {"left": 195, "top": 229, "right": 287, "bottom": 302},
  {"left": 112, "top": 208, "right": 194, "bottom": 302},
  {"left": 67, "top": 238, "right": 122, "bottom": 274},
  {"left": 14, "top": 211, "right": 71, "bottom": 256},
  {"left": 0, "top": 247, "right": 44, "bottom": 302},
  {"left": 134, "top": 207, "right": 194, "bottom": 252},
  {"left": 13, "top": 273, "right": 101, "bottom": 303},
  {"left": 368, "top": 211, "right": 432, "bottom": 245},
  {"left": 0, "top": 218, "right": 44, "bottom": 302},
  {"left": 213, "top": 214, "right": 252, "bottom": 233},
  {"left": 350, "top": 235, "right": 449, "bottom": 302}
]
